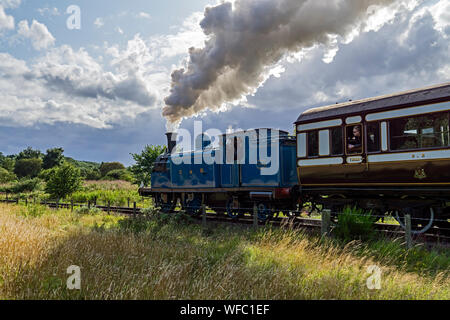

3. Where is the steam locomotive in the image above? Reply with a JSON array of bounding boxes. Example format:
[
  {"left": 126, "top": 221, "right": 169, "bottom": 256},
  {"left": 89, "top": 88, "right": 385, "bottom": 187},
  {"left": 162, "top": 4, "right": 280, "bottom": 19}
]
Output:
[{"left": 139, "top": 82, "right": 450, "bottom": 234}]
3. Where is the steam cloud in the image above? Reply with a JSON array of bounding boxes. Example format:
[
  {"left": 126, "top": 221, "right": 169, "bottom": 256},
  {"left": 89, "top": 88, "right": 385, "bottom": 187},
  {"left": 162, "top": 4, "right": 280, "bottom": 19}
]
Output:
[{"left": 163, "top": 0, "right": 398, "bottom": 126}]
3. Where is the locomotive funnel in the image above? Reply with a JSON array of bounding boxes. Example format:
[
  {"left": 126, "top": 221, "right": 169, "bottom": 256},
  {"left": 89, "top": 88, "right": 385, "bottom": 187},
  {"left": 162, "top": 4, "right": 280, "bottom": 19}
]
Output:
[{"left": 165, "top": 132, "right": 177, "bottom": 154}]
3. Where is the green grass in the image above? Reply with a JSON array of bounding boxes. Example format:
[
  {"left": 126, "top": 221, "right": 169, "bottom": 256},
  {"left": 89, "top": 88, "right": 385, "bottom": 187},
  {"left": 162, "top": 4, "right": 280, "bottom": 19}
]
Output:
[{"left": 0, "top": 203, "right": 448, "bottom": 300}]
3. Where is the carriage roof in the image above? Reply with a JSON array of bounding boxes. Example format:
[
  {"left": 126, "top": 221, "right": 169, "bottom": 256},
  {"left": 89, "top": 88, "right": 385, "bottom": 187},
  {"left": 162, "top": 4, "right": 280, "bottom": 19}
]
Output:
[{"left": 295, "top": 82, "right": 450, "bottom": 124}]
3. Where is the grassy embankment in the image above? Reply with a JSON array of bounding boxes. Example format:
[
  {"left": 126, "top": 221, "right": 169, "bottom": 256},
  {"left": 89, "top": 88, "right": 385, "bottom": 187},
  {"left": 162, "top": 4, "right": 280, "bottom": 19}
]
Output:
[{"left": 0, "top": 202, "right": 448, "bottom": 300}]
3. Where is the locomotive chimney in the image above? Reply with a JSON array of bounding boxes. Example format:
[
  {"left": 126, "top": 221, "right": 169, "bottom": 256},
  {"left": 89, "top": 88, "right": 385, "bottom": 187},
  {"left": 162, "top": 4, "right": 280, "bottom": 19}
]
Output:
[{"left": 165, "top": 132, "right": 177, "bottom": 154}]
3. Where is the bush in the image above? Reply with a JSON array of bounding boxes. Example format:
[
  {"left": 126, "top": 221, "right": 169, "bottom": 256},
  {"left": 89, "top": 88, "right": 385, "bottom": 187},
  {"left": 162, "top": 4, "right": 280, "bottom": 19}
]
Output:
[
  {"left": 45, "top": 162, "right": 82, "bottom": 199},
  {"left": 81, "top": 168, "right": 101, "bottom": 180},
  {"left": 333, "top": 206, "right": 376, "bottom": 241},
  {"left": 102, "top": 169, "right": 134, "bottom": 182},
  {"left": 14, "top": 158, "right": 43, "bottom": 178},
  {"left": 0, "top": 167, "right": 17, "bottom": 183},
  {"left": 1, "top": 178, "right": 41, "bottom": 194},
  {"left": 75, "top": 206, "right": 103, "bottom": 215},
  {"left": 99, "top": 162, "right": 126, "bottom": 177}
]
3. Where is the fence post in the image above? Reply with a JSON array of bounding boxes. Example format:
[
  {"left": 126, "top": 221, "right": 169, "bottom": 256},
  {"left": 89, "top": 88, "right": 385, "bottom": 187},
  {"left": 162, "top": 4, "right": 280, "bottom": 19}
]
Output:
[
  {"left": 133, "top": 202, "right": 137, "bottom": 216},
  {"left": 88, "top": 201, "right": 91, "bottom": 210},
  {"left": 405, "top": 214, "right": 413, "bottom": 249},
  {"left": 253, "top": 203, "right": 258, "bottom": 228},
  {"left": 16, "top": 198, "right": 19, "bottom": 205},
  {"left": 321, "top": 210, "right": 331, "bottom": 237},
  {"left": 6, "top": 192, "right": 8, "bottom": 201},
  {"left": 202, "top": 204, "right": 207, "bottom": 228},
  {"left": 128, "top": 198, "right": 130, "bottom": 208},
  {"left": 108, "top": 201, "right": 111, "bottom": 215},
  {"left": 56, "top": 198, "right": 60, "bottom": 209},
  {"left": 25, "top": 198, "right": 28, "bottom": 206},
  {"left": 71, "top": 200, "right": 74, "bottom": 212}
]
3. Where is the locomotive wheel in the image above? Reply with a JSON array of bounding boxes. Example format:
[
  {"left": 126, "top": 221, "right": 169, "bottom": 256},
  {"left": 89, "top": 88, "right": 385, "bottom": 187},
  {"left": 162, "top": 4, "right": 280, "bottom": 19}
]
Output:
[
  {"left": 155, "top": 193, "right": 175, "bottom": 213},
  {"left": 226, "top": 200, "right": 243, "bottom": 219},
  {"left": 184, "top": 195, "right": 202, "bottom": 217},
  {"left": 394, "top": 207, "right": 434, "bottom": 235},
  {"left": 256, "top": 203, "right": 274, "bottom": 222}
]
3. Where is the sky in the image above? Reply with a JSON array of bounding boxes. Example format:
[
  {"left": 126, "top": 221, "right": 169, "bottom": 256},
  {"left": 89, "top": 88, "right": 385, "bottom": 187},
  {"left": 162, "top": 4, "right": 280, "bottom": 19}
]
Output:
[{"left": 0, "top": 0, "right": 449, "bottom": 166}]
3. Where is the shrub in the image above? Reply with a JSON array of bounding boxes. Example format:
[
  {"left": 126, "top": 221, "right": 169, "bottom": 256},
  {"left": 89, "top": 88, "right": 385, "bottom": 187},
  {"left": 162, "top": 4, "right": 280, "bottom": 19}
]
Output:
[
  {"left": 0, "top": 167, "right": 17, "bottom": 183},
  {"left": 81, "top": 168, "right": 101, "bottom": 180},
  {"left": 99, "top": 162, "right": 126, "bottom": 177},
  {"left": 3, "top": 178, "right": 42, "bottom": 194},
  {"left": 45, "top": 162, "right": 82, "bottom": 199},
  {"left": 102, "top": 169, "right": 134, "bottom": 182},
  {"left": 14, "top": 158, "right": 43, "bottom": 178},
  {"left": 75, "top": 206, "right": 103, "bottom": 215},
  {"left": 333, "top": 206, "right": 376, "bottom": 241}
]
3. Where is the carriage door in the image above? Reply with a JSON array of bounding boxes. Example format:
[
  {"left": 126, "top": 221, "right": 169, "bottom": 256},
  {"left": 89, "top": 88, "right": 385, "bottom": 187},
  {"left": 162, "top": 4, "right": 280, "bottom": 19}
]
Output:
[{"left": 344, "top": 118, "right": 368, "bottom": 180}]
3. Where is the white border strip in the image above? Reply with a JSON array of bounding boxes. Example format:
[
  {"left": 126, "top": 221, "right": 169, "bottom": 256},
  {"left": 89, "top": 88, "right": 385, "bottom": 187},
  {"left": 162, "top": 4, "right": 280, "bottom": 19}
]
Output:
[
  {"left": 366, "top": 101, "right": 450, "bottom": 122},
  {"left": 297, "top": 119, "right": 342, "bottom": 132},
  {"left": 298, "top": 157, "right": 343, "bottom": 167},
  {"left": 368, "top": 149, "right": 450, "bottom": 163}
]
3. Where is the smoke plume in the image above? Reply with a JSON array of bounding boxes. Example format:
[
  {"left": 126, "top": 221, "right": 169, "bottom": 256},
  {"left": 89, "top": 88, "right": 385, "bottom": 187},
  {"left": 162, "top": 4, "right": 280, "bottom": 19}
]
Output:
[{"left": 163, "top": 0, "right": 398, "bottom": 126}]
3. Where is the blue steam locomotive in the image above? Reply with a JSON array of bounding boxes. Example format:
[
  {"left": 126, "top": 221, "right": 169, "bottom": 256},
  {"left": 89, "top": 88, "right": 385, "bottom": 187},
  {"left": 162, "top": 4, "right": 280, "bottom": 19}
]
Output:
[{"left": 141, "top": 129, "right": 298, "bottom": 220}]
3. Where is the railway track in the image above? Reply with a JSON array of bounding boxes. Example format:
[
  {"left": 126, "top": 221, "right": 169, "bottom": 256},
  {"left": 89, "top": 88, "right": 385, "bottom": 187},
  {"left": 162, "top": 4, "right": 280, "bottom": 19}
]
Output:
[{"left": 1, "top": 199, "right": 449, "bottom": 244}]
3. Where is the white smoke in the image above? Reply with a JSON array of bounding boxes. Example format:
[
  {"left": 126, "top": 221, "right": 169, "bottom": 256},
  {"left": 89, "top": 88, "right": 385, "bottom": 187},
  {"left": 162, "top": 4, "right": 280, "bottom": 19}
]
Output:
[{"left": 163, "top": 0, "right": 407, "bottom": 127}]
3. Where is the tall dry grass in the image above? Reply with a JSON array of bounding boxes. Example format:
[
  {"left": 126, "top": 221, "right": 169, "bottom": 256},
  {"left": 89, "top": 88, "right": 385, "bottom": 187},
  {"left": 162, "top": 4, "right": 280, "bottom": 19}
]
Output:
[{"left": 0, "top": 203, "right": 448, "bottom": 300}]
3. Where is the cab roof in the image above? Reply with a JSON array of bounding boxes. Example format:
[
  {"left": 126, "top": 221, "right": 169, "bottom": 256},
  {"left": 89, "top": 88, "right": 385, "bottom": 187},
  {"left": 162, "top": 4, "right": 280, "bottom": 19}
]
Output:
[{"left": 295, "top": 82, "right": 450, "bottom": 124}]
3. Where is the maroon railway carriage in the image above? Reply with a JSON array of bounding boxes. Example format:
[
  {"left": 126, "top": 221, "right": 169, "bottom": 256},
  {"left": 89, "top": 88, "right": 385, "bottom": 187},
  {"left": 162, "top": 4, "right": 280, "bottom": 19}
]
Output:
[{"left": 295, "top": 82, "right": 450, "bottom": 233}]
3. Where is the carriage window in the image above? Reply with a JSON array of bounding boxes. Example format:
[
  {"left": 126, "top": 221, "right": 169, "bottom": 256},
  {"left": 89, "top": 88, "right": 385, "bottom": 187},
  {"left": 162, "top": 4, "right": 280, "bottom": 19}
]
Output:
[
  {"left": 308, "top": 131, "right": 319, "bottom": 157},
  {"left": 389, "top": 113, "right": 449, "bottom": 151},
  {"left": 347, "top": 125, "right": 363, "bottom": 154},
  {"left": 330, "top": 127, "right": 343, "bottom": 155},
  {"left": 367, "top": 122, "right": 381, "bottom": 153}
]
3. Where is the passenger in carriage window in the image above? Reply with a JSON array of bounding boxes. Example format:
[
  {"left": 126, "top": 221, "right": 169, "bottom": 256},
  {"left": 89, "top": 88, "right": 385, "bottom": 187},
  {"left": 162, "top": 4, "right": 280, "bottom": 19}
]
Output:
[{"left": 347, "top": 125, "right": 362, "bottom": 153}]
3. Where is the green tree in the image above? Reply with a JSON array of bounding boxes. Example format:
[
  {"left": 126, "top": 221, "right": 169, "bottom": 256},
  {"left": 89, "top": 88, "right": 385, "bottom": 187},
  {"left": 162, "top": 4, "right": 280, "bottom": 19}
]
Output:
[
  {"left": 0, "top": 156, "right": 15, "bottom": 172},
  {"left": 130, "top": 145, "right": 166, "bottom": 186},
  {"left": 16, "top": 147, "right": 43, "bottom": 160},
  {"left": 14, "top": 158, "right": 43, "bottom": 178},
  {"left": 43, "top": 147, "right": 64, "bottom": 169},
  {"left": 45, "top": 162, "right": 82, "bottom": 199},
  {"left": 99, "top": 162, "right": 126, "bottom": 177}
]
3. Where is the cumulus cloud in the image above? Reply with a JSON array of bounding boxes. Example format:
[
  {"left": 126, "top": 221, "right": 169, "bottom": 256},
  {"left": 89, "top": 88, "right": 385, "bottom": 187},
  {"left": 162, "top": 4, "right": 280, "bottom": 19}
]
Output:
[
  {"left": 138, "top": 12, "right": 151, "bottom": 20},
  {"left": 17, "top": 19, "right": 55, "bottom": 50},
  {"left": 0, "top": 0, "right": 21, "bottom": 9},
  {"left": 0, "top": 5, "right": 14, "bottom": 31},
  {"left": 0, "top": 39, "right": 163, "bottom": 129},
  {"left": 245, "top": 2, "right": 450, "bottom": 117}
]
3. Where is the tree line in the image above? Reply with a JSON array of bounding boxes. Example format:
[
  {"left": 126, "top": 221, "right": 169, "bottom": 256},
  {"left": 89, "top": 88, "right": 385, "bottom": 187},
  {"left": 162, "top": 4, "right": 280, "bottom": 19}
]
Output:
[{"left": 0, "top": 144, "right": 166, "bottom": 199}]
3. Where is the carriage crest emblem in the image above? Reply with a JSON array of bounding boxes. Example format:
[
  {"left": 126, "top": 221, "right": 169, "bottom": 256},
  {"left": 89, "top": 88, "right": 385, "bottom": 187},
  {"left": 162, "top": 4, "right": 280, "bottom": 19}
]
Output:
[{"left": 414, "top": 168, "right": 427, "bottom": 180}]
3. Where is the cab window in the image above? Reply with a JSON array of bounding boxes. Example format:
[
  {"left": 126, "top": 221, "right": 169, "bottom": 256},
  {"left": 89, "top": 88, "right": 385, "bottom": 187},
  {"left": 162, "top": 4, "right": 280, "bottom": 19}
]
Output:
[{"left": 346, "top": 125, "right": 363, "bottom": 154}]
